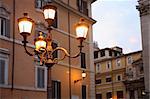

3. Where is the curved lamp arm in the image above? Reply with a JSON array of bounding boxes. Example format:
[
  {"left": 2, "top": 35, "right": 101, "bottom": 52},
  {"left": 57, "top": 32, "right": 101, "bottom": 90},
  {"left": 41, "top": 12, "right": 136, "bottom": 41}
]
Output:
[
  {"left": 24, "top": 46, "right": 33, "bottom": 56},
  {"left": 22, "top": 38, "right": 33, "bottom": 56}
]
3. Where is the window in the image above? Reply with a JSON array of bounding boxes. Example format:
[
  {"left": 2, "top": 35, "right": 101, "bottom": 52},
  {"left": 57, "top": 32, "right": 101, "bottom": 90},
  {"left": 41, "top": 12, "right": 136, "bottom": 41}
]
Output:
[
  {"left": 52, "top": 42, "right": 58, "bottom": 59},
  {"left": 94, "top": 51, "right": 98, "bottom": 59},
  {"left": 76, "top": 0, "right": 88, "bottom": 16},
  {"left": 106, "top": 92, "right": 112, "bottom": 99},
  {"left": 0, "top": 17, "right": 10, "bottom": 38},
  {"left": 52, "top": 80, "right": 61, "bottom": 99},
  {"left": 114, "top": 52, "right": 118, "bottom": 57},
  {"left": 82, "top": 85, "right": 86, "bottom": 99},
  {"left": 82, "top": 1, "right": 88, "bottom": 15},
  {"left": 109, "top": 51, "right": 112, "bottom": 56},
  {"left": 100, "top": 50, "right": 105, "bottom": 57},
  {"left": 95, "top": 79, "right": 101, "bottom": 84},
  {"left": 81, "top": 52, "right": 86, "bottom": 69},
  {"left": 0, "top": 53, "right": 8, "bottom": 85},
  {"left": 96, "top": 94, "right": 102, "bottom": 99},
  {"left": 106, "top": 61, "right": 111, "bottom": 69},
  {"left": 35, "top": 0, "right": 45, "bottom": 9},
  {"left": 117, "top": 91, "right": 123, "bottom": 99},
  {"left": 36, "top": 66, "right": 47, "bottom": 89},
  {"left": 106, "top": 77, "right": 112, "bottom": 82},
  {"left": 96, "top": 63, "right": 101, "bottom": 73},
  {"left": 116, "top": 59, "right": 121, "bottom": 67},
  {"left": 35, "top": 0, "right": 52, "bottom": 9},
  {"left": 127, "top": 56, "right": 132, "bottom": 65},
  {"left": 52, "top": 12, "right": 58, "bottom": 28},
  {"left": 116, "top": 74, "right": 122, "bottom": 81}
]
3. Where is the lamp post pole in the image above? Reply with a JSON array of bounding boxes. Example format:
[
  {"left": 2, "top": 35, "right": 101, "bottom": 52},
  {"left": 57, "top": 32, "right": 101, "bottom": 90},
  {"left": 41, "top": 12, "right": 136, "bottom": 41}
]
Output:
[{"left": 47, "top": 66, "right": 52, "bottom": 99}]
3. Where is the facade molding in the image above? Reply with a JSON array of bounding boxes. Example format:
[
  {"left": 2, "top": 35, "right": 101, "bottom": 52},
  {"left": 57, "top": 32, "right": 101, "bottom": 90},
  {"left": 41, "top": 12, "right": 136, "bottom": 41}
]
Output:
[
  {"left": 96, "top": 83, "right": 123, "bottom": 90},
  {"left": 0, "top": 36, "right": 95, "bottom": 73},
  {"left": 53, "top": 0, "right": 96, "bottom": 24},
  {"left": 0, "top": 84, "right": 46, "bottom": 92}
]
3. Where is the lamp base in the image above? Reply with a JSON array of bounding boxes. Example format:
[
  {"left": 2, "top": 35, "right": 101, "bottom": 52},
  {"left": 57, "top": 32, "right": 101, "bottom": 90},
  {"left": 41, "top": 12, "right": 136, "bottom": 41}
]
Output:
[{"left": 20, "top": 32, "right": 31, "bottom": 37}]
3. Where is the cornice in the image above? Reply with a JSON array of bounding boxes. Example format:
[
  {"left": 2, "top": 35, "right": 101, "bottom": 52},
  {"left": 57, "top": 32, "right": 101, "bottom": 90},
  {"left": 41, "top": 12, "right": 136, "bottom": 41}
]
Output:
[
  {"left": 136, "top": 0, "right": 150, "bottom": 16},
  {"left": 52, "top": 0, "right": 96, "bottom": 24}
]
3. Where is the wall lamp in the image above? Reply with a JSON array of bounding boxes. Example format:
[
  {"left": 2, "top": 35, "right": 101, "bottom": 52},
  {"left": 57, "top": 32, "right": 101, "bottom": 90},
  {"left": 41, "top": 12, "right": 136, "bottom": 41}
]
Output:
[
  {"left": 74, "top": 71, "right": 87, "bottom": 83},
  {"left": 17, "top": 4, "right": 89, "bottom": 67}
]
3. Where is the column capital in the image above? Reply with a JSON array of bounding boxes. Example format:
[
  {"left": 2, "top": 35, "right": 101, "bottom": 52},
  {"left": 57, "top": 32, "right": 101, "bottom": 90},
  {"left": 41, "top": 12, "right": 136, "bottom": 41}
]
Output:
[{"left": 136, "top": 0, "right": 150, "bottom": 17}]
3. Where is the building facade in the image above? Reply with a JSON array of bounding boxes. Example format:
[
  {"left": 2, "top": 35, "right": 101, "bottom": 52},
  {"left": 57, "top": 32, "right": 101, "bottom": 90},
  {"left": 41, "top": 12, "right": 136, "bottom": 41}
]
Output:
[
  {"left": 136, "top": 0, "right": 150, "bottom": 98},
  {"left": 123, "top": 58, "right": 145, "bottom": 99},
  {"left": 0, "top": 0, "right": 96, "bottom": 99},
  {"left": 94, "top": 47, "right": 142, "bottom": 99}
]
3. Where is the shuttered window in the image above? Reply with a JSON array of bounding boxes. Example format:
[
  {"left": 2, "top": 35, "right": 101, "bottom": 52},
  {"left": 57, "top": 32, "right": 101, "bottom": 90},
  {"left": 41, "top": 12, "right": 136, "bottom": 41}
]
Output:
[
  {"left": 0, "top": 17, "right": 10, "bottom": 38},
  {"left": 0, "top": 54, "right": 8, "bottom": 85},
  {"left": 0, "top": 59, "right": 5, "bottom": 84},
  {"left": 82, "top": 85, "right": 86, "bottom": 99},
  {"left": 35, "top": 0, "right": 52, "bottom": 9},
  {"left": 36, "top": 66, "right": 46, "bottom": 89},
  {"left": 52, "top": 42, "right": 58, "bottom": 59},
  {"left": 81, "top": 52, "right": 86, "bottom": 69},
  {"left": 52, "top": 12, "right": 58, "bottom": 28},
  {"left": 52, "top": 80, "right": 61, "bottom": 99},
  {"left": 76, "top": 0, "right": 88, "bottom": 16}
]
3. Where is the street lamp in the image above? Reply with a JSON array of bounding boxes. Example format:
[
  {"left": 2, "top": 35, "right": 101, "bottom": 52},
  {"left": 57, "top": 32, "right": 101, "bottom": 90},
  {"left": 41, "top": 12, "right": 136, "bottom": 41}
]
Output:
[
  {"left": 17, "top": 4, "right": 89, "bottom": 99},
  {"left": 74, "top": 71, "right": 87, "bottom": 83}
]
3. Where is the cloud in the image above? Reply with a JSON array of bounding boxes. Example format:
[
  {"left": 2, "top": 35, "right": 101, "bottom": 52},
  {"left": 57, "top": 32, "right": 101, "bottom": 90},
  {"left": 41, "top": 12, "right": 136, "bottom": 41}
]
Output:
[
  {"left": 129, "top": 36, "right": 138, "bottom": 44},
  {"left": 92, "top": 0, "right": 142, "bottom": 53}
]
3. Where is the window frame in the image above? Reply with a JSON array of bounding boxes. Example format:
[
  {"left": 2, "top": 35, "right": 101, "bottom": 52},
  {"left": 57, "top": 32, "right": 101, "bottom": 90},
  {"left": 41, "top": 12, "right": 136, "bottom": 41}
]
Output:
[
  {"left": 106, "top": 61, "right": 111, "bottom": 70},
  {"left": 95, "top": 79, "right": 101, "bottom": 84},
  {"left": 81, "top": 52, "right": 86, "bottom": 69},
  {"left": 127, "top": 56, "right": 133, "bottom": 65},
  {"left": 96, "top": 63, "right": 101, "bottom": 73},
  {"left": 76, "top": 0, "right": 89, "bottom": 16},
  {"left": 35, "top": 65, "right": 47, "bottom": 90},
  {"left": 106, "top": 76, "right": 112, "bottom": 83},
  {"left": 82, "top": 85, "right": 86, "bottom": 99},
  {"left": 116, "top": 74, "right": 122, "bottom": 82},
  {"left": 0, "top": 53, "right": 9, "bottom": 85},
  {"left": 106, "top": 92, "right": 112, "bottom": 99},
  {"left": 116, "top": 58, "right": 121, "bottom": 67},
  {"left": 94, "top": 51, "right": 99, "bottom": 59},
  {"left": 52, "top": 80, "right": 61, "bottom": 99},
  {"left": 0, "top": 7, "right": 10, "bottom": 38}
]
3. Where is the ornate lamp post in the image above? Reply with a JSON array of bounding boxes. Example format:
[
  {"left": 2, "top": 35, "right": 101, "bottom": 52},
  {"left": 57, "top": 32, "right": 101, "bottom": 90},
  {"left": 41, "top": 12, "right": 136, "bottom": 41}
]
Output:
[{"left": 17, "top": 4, "right": 89, "bottom": 99}]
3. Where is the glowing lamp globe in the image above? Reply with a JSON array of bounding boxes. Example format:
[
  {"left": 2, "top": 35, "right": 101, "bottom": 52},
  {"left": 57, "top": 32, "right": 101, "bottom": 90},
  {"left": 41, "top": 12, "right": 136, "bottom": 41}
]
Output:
[
  {"left": 35, "top": 32, "right": 46, "bottom": 51},
  {"left": 75, "top": 19, "right": 89, "bottom": 40},
  {"left": 43, "top": 5, "right": 57, "bottom": 24},
  {"left": 18, "top": 13, "right": 34, "bottom": 36},
  {"left": 82, "top": 71, "right": 86, "bottom": 79}
]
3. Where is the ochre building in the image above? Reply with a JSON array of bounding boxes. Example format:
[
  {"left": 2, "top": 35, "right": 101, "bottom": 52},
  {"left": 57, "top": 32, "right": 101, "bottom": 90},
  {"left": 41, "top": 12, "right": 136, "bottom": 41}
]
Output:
[
  {"left": 94, "top": 46, "right": 142, "bottom": 99},
  {"left": 0, "top": 0, "right": 96, "bottom": 99}
]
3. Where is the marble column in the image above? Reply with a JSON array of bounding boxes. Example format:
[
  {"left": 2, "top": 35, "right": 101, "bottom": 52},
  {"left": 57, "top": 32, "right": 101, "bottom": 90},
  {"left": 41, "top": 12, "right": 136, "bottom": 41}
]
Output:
[{"left": 137, "top": 0, "right": 150, "bottom": 98}]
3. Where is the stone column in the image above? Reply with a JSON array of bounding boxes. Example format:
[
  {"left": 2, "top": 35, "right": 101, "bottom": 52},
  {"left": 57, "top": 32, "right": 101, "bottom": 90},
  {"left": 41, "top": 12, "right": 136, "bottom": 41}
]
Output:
[{"left": 137, "top": 0, "right": 150, "bottom": 98}]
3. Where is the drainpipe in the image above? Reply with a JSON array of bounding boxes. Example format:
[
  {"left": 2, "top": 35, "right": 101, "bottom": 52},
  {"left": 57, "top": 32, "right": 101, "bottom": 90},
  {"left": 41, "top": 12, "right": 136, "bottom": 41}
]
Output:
[
  {"left": 11, "top": 0, "right": 15, "bottom": 90},
  {"left": 67, "top": 0, "right": 71, "bottom": 99}
]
